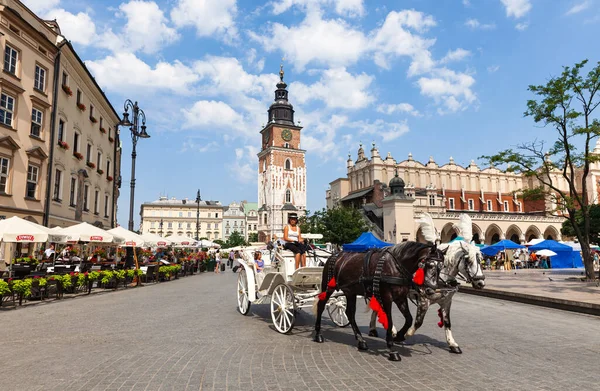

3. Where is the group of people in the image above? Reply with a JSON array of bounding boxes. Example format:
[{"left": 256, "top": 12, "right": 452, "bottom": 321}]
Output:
[{"left": 483, "top": 249, "right": 552, "bottom": 270}]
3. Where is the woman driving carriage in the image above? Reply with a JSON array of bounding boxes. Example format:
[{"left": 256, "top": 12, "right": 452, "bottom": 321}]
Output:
[{"left": 283, "top": 213, "right": 307, "bottom": 269}]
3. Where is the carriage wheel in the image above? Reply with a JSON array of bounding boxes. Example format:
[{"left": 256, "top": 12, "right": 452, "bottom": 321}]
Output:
[
  {"left": 237, "top": 271, "right": 251, "bottom": 315},
  {"left": 270, "top": 284, "right": 296, "bottom": 334},
  {"left": 327, "top": 296, "right": 350, "bottom": 327}
]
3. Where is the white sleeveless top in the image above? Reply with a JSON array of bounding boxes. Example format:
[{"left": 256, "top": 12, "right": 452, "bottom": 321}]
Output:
[{"left": 286, "top": 225, "right": 299, "bottom": 242}]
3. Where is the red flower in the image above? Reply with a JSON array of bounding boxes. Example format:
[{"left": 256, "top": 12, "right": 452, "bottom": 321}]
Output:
[
  {"left": 84, "top": 272, "right": 89, "bottom": 276},
  {"left": 70, "top": 272, "right": 75, "bottom": 276},
  {"left": 29, "top": 255, "right": 33, "bottom": 259},
  {"left": 34, "top": 276, "right": 40, "bottom": 279},
  {"left": 8, "top": 278, "right": 12, "bottom": 282}
]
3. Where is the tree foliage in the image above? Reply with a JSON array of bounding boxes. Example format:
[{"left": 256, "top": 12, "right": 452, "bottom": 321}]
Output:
[
  {"left": 300, "top": 207, "right": 368, "bottom": 245},
  {"left": 561, "top": 204, "right": 600, "bottom": 245},
  {"left": 247, "top": 232, "right": 259, "bottom": 243},
  {"left": 481, "top": 60, "right": 600, "bottom": 280},
  {"left": 226, "top": 231, "right": 247, "bottom": 248}
]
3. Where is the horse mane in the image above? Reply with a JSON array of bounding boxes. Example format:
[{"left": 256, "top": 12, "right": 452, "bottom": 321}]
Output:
[
  {"left": 438, "top": 241, "right": 481, "bottom": 271},
  {"left": 388, "top": 241, "right": 432, "bottom": 266}
]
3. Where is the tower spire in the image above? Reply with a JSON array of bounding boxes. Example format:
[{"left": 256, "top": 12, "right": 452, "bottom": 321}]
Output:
[
  {"left": 268, "top": 62, "right": 295, "bottom": 125},
  {"left": 279, "top": 60, "right": 285, "bottom": 82}
]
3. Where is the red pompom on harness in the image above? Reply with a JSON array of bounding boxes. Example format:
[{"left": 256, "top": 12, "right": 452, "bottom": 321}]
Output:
[
  {"left": 413, "top": 268, "right": 425, "bottom": 286},
  {"left": 318, "top": 277, "right": 337, "bottom": 301},
  {"left": 437, "top": 309, "right": 444, "bottom": 328},
  {"left": 369, "top": 297, "right": 389, "bottom": 330}
]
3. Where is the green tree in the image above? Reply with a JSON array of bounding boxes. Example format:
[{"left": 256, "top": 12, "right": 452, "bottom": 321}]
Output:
[
  {"left": 482, "top": 60, "right": 600, "bottom": 280},
  {"left": 248, "top": 232, "right": 258, "bottom": 242},
  {"left": 561, "top": 204, "right": 600, "bottom": 245},
  {"left": 301, "top": 207, "right": 367, "bottom": 245},
  {"left": 213, "top": 239, "right": 226, "bottom": 248},
  {"left": 226, "top": 231, "right": 247, "bottom": 247}
]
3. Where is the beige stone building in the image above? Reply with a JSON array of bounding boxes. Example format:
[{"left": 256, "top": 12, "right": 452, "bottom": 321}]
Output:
[
  {"left": 45, "top": 40, "right": 121, "bottom": 228},
  {"left": 139, "top": 196, "right": 224, "bottom": 240},
  {"left": 243, "top": 202, "right": 259, "bottom": 241},
  {"left": 0, "top": 0, "right": 59, "bottom": 224},
  {"left": 326, "top": 144, "right": 576, "bottom": 244}
]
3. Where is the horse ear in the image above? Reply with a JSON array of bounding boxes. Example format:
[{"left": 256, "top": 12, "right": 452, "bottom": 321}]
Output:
[{"left": 441, "top": 247, "right": 449, "bottom": 255}]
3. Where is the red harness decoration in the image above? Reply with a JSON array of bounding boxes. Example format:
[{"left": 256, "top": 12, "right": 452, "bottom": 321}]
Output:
[
  {"left": 369, "top": 297, "right": 389, "bottom": 330},
  {"left": 318, "top": 277, "right": 337, "bottom": 301},
  {"left": 413, "top": 268, "right": 425, "bottom": 285},
  {"left": 437, "top": 308, "right": 444, "bottom": 328}
]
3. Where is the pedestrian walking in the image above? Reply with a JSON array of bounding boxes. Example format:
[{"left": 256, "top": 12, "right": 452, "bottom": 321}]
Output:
[
  {"left": 228, "top": 249, "right": 234, "bottom": 269},
  {"left": 214, "top": 251, "right": 221, "bottom": 274}
]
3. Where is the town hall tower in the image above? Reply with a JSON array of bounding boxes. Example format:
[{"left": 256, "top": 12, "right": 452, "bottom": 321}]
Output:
[{"left": 257, "top": 66, "right": 306, "bottom": 242}]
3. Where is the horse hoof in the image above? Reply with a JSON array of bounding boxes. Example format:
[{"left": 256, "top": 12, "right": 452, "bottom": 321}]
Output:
[
  {"left": 394, "top": 335, "right": 406, "bottom": 343},
  {"left": 368, "top": 330, "right": 378, "bottom": 337},
  {"left": 388, "top": 352, "right": 402, "bottom": 361},
  {"left": 313, "top": 335, "right": 324, "bottom": 343},
  {"left": 358, "top": 341, "right": 369, "bottom": 351},
  {"left": 449, "top": 346, "right": 462, "bottom": 354}
]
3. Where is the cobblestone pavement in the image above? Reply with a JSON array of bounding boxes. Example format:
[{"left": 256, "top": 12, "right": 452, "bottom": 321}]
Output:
[{"left": 1, "top": 271, "right": 600, "bottom": 391}]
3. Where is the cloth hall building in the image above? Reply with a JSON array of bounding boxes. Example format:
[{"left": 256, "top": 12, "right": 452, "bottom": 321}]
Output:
[{"left": 326, "top": 143, "right": 573, "bottom": 245}]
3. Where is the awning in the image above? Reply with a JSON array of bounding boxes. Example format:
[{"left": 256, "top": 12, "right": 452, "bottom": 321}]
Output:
[{"left": 340, "top": 187, "right": 373, "bottom": 202}]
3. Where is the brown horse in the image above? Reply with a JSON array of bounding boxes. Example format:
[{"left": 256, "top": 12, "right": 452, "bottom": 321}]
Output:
[{"left": 313, "top": 242, "right": 443, "bottom": 361}]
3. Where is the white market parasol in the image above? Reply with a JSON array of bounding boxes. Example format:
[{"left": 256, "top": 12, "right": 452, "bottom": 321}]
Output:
[
  {"left": 535, "top": 249, "right": 557, "bottom": 257},
  {"left": 107, "top": 226, "right": 145, "bottom": 247},
  {"left": 196, "top": 239, "right": 220, "bottom": 248},
  {"left": 57, "top": 222, "right": 124, "bottom": 244},
  {"left": 140, "top": 232, "right": 172, "bottom": 247},
  {"left": 0, "top": 217, "right": 66, "bottom": 243},
  {"left": 164, "top": 234, "right": 197, "bottom": 247}
]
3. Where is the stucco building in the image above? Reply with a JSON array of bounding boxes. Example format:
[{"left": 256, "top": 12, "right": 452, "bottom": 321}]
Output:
[
  {"left": 139, "top": 196, "right": 223, "bottom": 240},
  {"left": 0, "top": 0, "right": 58, "bottom": 224},
  {"left": 0, "top": 0, "right": 121, "bottom": 228},
  {"left": 243, "top": 201, "right": 259, "bottom": 240},
  {"left": 222, "top": 201, "right": 246, "bottom": 241},
  {"left": 257, "top": 66, "right": 307, "bottom": 241},
  {"left": 326, "top": 143, "right": 573, "bottom": 245}
]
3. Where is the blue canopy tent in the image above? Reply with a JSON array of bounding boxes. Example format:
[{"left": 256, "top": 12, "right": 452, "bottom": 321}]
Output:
[
  {"left": 481, "top": 239, "right": 525, "bottom": 256},
  {"left": 343, "top": 232, "right": 393, "bottom": 252},
  {"left": 528, "top": 240, "right": 583, "bottom": 268}
]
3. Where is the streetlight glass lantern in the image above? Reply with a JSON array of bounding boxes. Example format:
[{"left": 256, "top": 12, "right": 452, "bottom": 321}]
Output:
[
  {"left": 119, "top": 112, "right": 132, "bottom": 127},
  {"left": 138, "top": 124, "right": 150, "bottom": 139}
]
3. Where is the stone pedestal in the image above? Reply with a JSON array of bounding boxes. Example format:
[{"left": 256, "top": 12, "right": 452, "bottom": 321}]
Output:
[{"left": 382, "top": 195, "right": 416, "bottom": 244}]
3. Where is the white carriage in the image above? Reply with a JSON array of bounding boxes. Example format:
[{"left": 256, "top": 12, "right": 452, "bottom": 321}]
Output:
[{"left": 236, "top": 235, "right": 349, "bottom": 334}]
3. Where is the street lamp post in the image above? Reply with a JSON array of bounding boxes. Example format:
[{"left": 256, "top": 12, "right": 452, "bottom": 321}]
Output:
[
  {"left": 118, "top": 100, "right": 150, "bottom": 232},
  {"left": 159, "top": 218, "right": 163, "bottom": 237},
  {"left": 195, "top": 189, "right": 201, "bottom": 241}
]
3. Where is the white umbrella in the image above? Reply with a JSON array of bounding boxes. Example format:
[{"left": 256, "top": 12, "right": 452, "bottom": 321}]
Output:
[
  {"left": 0, "top": 217, "right": 65, "bottom": 243},
  {"left": 107, "top": 226, "right": 145, "bottom": 247},
  {"left": 140, "top": 232, "right": 171, "bottom": 247},
  {"left": 196, "top": 239, "right": 220, "bottom": 248},
  {"left": 536, "top": 249, "right": 557, "bottom": 257},
  {"left": 165, "top": 234, "right": 197, "bottom": 247},
  {"left": 526, "top": 238, "right": 545, "bottom": 246},
  {"left": 58, "top": 222, "right": 123, "bottom": 244}
]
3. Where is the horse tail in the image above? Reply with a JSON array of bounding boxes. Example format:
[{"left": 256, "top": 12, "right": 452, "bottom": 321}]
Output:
[{"left": 313, "top": 253, "right": 339, "bottom": 315}]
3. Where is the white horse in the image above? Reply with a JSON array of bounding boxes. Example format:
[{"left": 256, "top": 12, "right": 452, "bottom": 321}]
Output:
[{"left": 368, "top": 214, "right": 486, "bottom": 353}]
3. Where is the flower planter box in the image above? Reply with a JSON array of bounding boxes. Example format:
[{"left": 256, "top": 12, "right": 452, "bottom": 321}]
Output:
[
  {"left": 58, "top": 141, "right": 70, "bottom": 150},
  {"left": 86, "top": 162, "right": 96, "bottom": 169},
  {"left": 77, "top": 103, "right": 86, "bottom": 111},
  {"left": 73, "top": 152, "right": 84, "bottom": 161},
  {"left": 62, "top": 85, "right": 73, "bottom": 96}
]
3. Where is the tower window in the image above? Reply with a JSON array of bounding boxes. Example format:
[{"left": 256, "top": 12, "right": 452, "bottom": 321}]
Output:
[
  {"left": 284, "top": 142, "right": 289, "bottom": 148},
  {"left": 285, "top": 189, "right": 291, "bottom": 203},
  {"left": 285, "top": 159, "right": 292, "bottom": 170}
]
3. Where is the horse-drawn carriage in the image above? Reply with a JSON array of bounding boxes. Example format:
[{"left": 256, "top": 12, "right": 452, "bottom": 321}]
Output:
[{"left": 236, "top": 235, "right": 350, "bottom": 333}]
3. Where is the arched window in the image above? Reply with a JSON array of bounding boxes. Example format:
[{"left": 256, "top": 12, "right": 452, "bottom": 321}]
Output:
[
  {"left": 263, "top": 214, "right": 267, "bottom": 224},
  {"left": 285, "top": 159, "right": 292, "bottom": 170},
  {"left": 285, "top": 189, "right": 291, "bottom": 203}
]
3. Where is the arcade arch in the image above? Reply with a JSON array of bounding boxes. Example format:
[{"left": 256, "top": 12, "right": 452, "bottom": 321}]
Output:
[
  {"left": 505, "top": 224, "right": 523, "bottom": 244},
  {"left": 440, "top": 223, "right": 458, "bottom": 243},
  {"left": 543, "top": 225, "right": 560, "bottom": 240},
  {"left": 484, "top": 224, "right": 503, "bottom": 245},
  {"left": 525, "top": 225, "right": 542, "bottom": 243}
]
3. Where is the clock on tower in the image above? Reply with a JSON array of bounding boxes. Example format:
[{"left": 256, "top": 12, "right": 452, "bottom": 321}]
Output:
[{"left": 257, "top": 65, "right": 307, "bottom": 242}]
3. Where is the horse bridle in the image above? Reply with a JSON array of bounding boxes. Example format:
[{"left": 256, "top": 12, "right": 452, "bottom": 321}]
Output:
[
  {"left": 455, "top": 243, "right": 485, "bottom": 284},
  {"left": 382, "top": 246, "right": 444, "bottom": 289}
]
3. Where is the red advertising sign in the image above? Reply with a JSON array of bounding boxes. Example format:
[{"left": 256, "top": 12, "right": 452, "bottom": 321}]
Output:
[
  {"left": 16, "top": 235, "right": 34, "bottom": 241},
  {"left": 90, "top": 236, "right": 103, "bottom": 241},
  {"left": 125, "top": 241, "right": 136, "bottom": 246},
  {"left": 181, "top": 241, "right": 189, "bottom": 245},
  {"left": 157, "top": 241, "right": 166, "bottom": 246}
]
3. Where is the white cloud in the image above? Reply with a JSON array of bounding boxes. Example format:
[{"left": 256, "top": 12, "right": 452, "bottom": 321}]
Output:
[
  {"left": 182, "top": 101, "right": 245, "bottom": 131},
  {"left": 301, "top": 113, "right": 349, "bottom": 159},
  {"left": 416, "top": 68, "right": 477, "bottom": 114},
  {"left": 487, "top": 65, "right": 500, "bottom": 73},
  {"left": 22, "top": 0, "right": 59, "bottom": 14},
  {"left": 370, "top": 10, "right": 437, "bottom": 75},
  {"left": 246, "top": 48, "right": 265, "bottom": 72},
  {"left": 440, "top": 48, "right": 471, "bottom": 64},
  {"left": 117, "top": 1, "right": 179, "bottom": 54},
  {"left": 462, "top": 0, "right": 471, "bottom": 5},
  {"left": 515, "top": 22, "right": 529, "bottom": 30},
  {"left": 249, "top": 11, "right": 368, "bottom": 71},
  {"left": 464, "top": 18, "right": 496, "bottom": 30},
  {"left": 85, "top": 53, "right": 199, "bottom": 94},
  {"left": 376, "top": 103, "right": 420, "bottom": 116},
  {"left": 500, "top": 0, "right": 532, "bottom": 19},
  {"left": 271, "top": 0, "right": 364, "bottom": 17},
  {"left": 44, "top": 9, "right": 97, "bottom": 46},
  {"left": 355, "top": 119, "right": 410, "bottom": 141},
  {"left": 231, "top": 146, "right": 259, "bottom": 183},
  {"left": 291, "top": 68, "right": 374, "bottom": 109},
  {"left": 171, "top": 0, "right": 237, "bottom": 40},
  {"left": 180, "top": 139, "right": 219, "bottom": 153},
  {"left": 566, "top": 1, "right": 591, "bottom": 15}
]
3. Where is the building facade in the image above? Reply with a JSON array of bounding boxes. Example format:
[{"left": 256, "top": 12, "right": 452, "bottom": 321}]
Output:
[
  {"left": 0, "top": 0, "right": 59, "bottom": 224},
  {"left": 243, "top": 201, "right": 258, "bottom": 241},
  {"left": 139, "top": 196, "right": 223, "bottom": 240},
  {"left": 222, "top": 201, "right": 245, "bottom": 241},
  {"left": 257, "top": 66, "right": 307, "bottom": 241},
  {"left": 46, "top": 41, "right": 121, "bottom": 229},
  {"left": 326, "top": 144, "right": 570, "bottom": 245},
  {"left": 0, "top": 0, "right": 121, "bottom": 228}
]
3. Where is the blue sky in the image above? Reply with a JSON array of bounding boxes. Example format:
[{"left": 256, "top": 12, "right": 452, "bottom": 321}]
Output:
[{"left": 25, "top": 0, "right": 600, "bottom": 228}]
